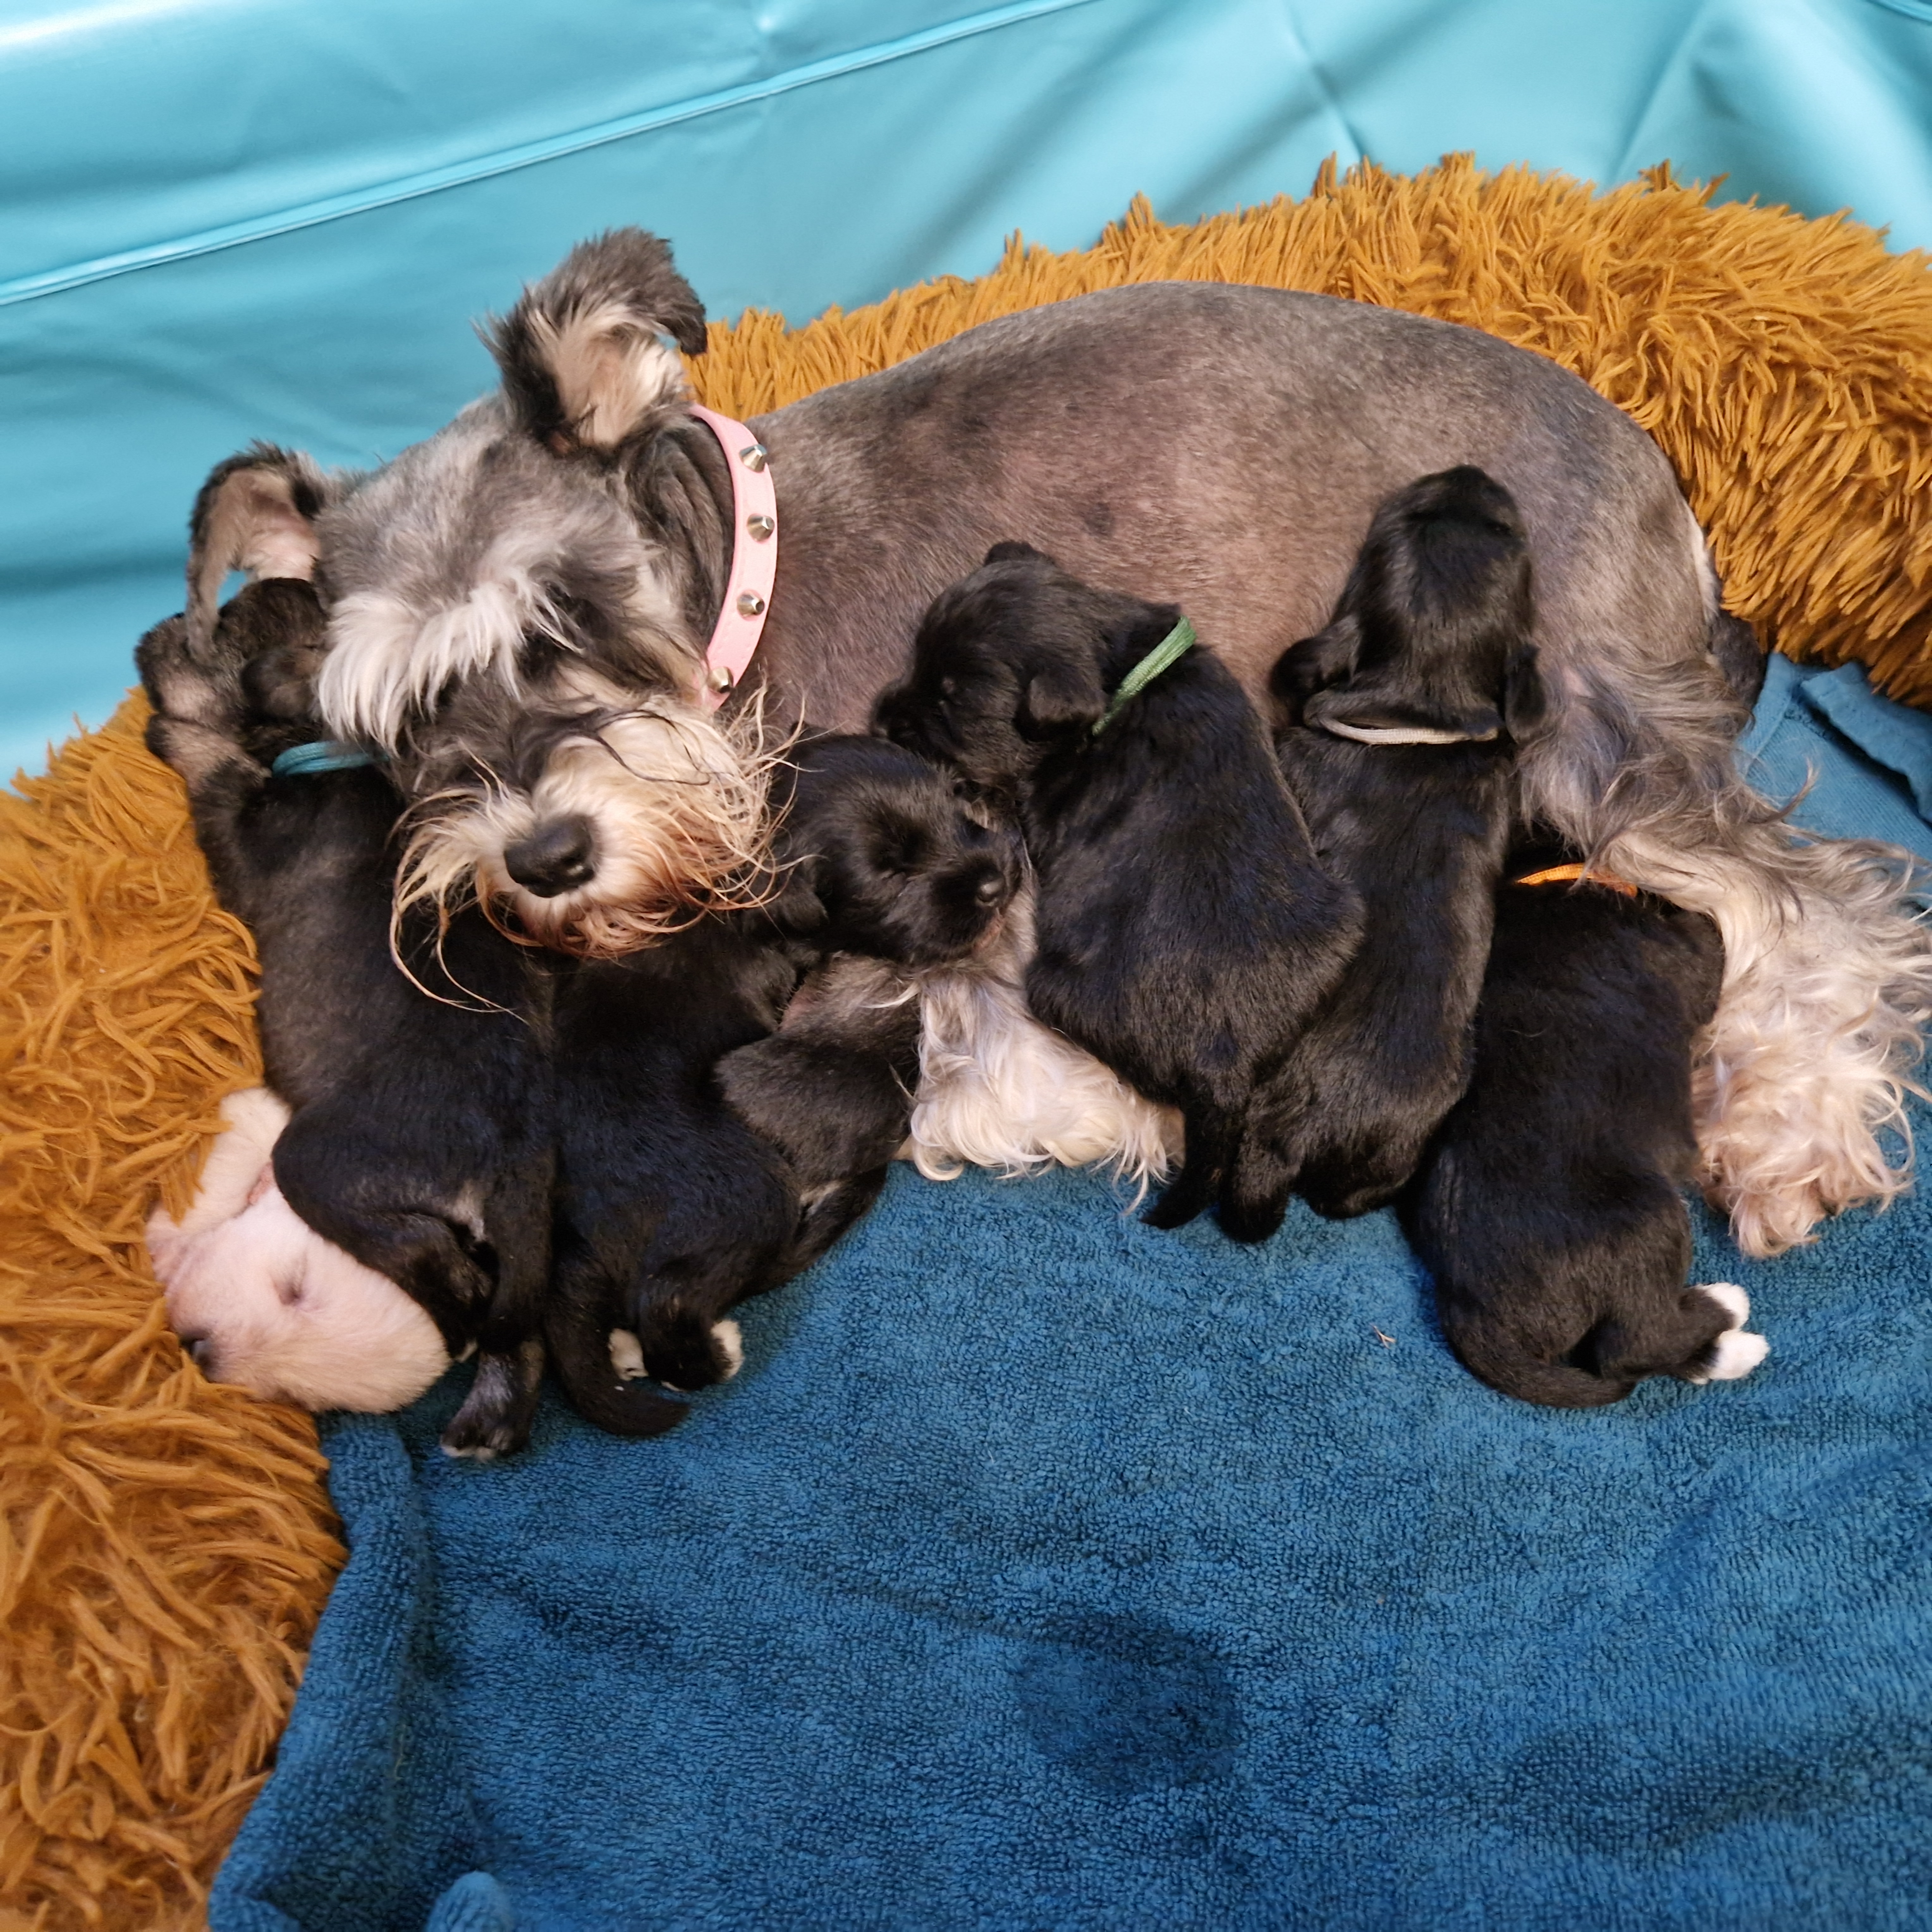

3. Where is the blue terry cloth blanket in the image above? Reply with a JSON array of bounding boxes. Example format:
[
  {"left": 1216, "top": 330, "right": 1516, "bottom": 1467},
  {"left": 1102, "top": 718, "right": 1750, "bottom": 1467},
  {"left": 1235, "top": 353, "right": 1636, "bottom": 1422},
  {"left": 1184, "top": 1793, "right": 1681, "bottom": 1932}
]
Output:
[{"left": 212, "top": 656, "right": 1932, "bottom": 1932}]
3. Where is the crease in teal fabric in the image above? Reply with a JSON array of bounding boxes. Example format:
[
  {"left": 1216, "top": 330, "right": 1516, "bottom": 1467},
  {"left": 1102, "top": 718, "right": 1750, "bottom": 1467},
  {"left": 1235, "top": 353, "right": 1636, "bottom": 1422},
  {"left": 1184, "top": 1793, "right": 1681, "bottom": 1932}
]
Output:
[{"left": 0, "top": 0, "right": 1103, "bottom": 308}]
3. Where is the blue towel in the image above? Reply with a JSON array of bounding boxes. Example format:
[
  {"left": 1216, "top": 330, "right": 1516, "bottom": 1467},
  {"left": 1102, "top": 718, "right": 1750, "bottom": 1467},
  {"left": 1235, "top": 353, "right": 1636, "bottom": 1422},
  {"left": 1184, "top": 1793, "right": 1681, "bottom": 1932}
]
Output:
[
  {"left": 211, "top": 655, "right": 1932, "bottom": 1932},
  {"left": 1738, "top": 654, "right": 1932, "bottom": 865}
]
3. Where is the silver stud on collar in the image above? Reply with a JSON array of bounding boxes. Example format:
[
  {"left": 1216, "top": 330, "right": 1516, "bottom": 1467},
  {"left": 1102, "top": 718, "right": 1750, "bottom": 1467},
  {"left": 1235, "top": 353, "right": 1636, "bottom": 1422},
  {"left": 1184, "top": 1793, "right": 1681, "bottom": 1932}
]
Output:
[
  {"left": 707, "top": 663, "right": 736, "bottom": 694},
  {"left": 736, "top": 590, "right": 766, "bottom": 618},
  {"left": 744, "top": 513, "right": 774, "bottom": 541},
  {"left": 738, "top": 443, "right": 768, "bottom": 472}
]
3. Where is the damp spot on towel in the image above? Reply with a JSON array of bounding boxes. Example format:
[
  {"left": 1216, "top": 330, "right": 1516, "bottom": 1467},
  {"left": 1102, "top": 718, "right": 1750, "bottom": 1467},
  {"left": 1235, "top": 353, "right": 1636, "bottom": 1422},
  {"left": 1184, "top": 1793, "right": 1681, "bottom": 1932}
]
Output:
[{"left": 1013, "top": 1614, "right": 1241, "bottom": 1794}]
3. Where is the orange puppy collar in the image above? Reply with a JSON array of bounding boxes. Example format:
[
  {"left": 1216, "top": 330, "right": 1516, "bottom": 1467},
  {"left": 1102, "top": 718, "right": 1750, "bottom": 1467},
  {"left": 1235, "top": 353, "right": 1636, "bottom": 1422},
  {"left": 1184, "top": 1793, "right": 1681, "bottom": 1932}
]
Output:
[{"left": 1512, "top": 862, "right": 1639, "bottom": 897}]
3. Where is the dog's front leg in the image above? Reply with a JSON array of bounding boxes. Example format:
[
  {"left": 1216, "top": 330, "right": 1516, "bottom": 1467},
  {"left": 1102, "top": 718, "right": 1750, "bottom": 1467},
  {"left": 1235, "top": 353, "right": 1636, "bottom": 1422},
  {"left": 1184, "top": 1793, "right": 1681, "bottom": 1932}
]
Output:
[
  {"left": 1141, "top": 1104, "right": 1242, "bottom": 1233},
  {"left": 1219, "top": 1079, "right": 1303, "bottom": 1245},
  {"left": 440, "top": 1336, "right": 546, "bottom": 1459}
]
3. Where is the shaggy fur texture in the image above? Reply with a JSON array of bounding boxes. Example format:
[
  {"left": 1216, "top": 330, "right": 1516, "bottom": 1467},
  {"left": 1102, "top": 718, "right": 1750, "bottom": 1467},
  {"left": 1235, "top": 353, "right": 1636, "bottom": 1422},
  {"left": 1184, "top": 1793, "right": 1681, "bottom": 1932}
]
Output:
[
  {"left": 12, "top": 161, "right": 1932, "bottom": 1926},
  {"left": 1, "top": 706, "right": 340, "bottom": 1930}
]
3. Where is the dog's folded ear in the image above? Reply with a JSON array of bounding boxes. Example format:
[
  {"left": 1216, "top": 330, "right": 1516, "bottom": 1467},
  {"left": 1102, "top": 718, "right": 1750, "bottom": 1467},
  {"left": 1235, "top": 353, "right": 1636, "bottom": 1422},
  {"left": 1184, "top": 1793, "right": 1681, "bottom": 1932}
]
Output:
[
  {"left": 485, "top": 229, "right": 707, "bottom": 455},
  {"left": 1303, "top": 680, "right": 1503, "bottom": 745},
  {"left": 765, "top": 861, "right": 829, "bottom": 937},
  {"left": 1019, "top": 654, "right": 1108, "bottom": 737},
  {"left": 187, "top": 445, "right": 330, "bottom": 656},
  {"left": 1270, "top": 618, "right": 1360, "bottom": 725},
  {"left": 1502, "top": 643, "right": 1549, "bottom": 741}
]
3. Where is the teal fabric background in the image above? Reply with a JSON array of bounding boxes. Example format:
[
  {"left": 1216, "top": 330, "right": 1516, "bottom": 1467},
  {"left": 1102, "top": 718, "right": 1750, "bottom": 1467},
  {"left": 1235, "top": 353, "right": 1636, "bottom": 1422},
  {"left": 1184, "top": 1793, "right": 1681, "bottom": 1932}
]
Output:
[{"left": 3, "top": 0, "right": 1931, "bottom": 783}]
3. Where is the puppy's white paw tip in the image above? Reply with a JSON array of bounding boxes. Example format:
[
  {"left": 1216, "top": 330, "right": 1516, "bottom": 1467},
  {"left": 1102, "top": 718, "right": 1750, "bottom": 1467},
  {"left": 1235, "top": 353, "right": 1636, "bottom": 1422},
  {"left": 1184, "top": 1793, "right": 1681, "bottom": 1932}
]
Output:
[
  {"left": 608, "top": 1329, "right": 646, "bottom": 1379},
  {"left": 712, "top": 1318, "right": 745, "bottom": 1380},
  {"left": 1704, "top": 1328, "right": 1770, "bottom": 1382},
  {"left": 1696, "top": 1281, "right": 1751, "bottom": 1328}
]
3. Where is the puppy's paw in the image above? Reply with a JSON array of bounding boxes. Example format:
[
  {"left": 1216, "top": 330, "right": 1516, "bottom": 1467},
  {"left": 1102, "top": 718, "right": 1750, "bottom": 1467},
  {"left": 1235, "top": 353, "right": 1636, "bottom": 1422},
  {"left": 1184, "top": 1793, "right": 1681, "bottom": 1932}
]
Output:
[
  {"left": 1684, "top": 1283, "right": 1769, "bottom": 1385},
  {"left": 440, "top": 1393, "right": 525, "bottom": 1459},
  {"left": 1697, "top": 1327, "right": 1771, "bottom": 1384},
  {"left": 608, "top": 1329, "right": 646, "bottom": 1379},
  {"left": 438, "top": 1343, "right": 542, "bottom": 1458},
  {"left": 645, "top": 1316, "right": 743, "bottom": 1392},
  {"left": 144, "top": 714, "right": 258, "bottom": 789},
  {"left": 1697, "top": 1281, "right": 1751, "bottom": 1329},
  {"left": 440, "top": 1421, "right": 517, "bottom": 1461}
]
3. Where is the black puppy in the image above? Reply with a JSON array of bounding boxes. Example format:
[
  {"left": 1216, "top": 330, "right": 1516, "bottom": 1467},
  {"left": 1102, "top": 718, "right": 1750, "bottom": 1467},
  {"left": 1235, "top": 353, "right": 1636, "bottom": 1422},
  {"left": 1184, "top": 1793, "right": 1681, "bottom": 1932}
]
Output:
[
  {"left": 138, "top": 578, "right": 555, "bottom": 1455},
  {"left": 549, "top": 735, "right": 1022, "bottom": 1438},
  {"left": 876, "top": 543, "right": 1361, "bottom": 1239},
  {"left": 1254, "top": 466, "right": 1544, "bottom": 1220},
  {"left": 1403, "top": 857, "right": 1769, "bottom": 1407},
  {"left": 716, "top": 733, "right": 1021, "bottom": 1218},
  {"left": 541, "top": 919, "right": 801, "bottom": 1436}
]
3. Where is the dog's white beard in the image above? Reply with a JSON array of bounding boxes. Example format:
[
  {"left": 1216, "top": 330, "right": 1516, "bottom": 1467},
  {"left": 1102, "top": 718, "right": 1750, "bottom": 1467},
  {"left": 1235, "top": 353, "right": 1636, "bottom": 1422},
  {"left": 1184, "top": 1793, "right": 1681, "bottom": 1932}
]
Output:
[
  {"left": 147, "top": 1089, "right": 451, "bottom": 1412},
  {"left": 908, "top": 882, "right": 1181, "bottom": 1189},
  {"left": 1607, "top": 823, "right": 1932, "bottom": 1258},
  {"left": 400, "top": 700, "right": 775, "bottom": 957}
]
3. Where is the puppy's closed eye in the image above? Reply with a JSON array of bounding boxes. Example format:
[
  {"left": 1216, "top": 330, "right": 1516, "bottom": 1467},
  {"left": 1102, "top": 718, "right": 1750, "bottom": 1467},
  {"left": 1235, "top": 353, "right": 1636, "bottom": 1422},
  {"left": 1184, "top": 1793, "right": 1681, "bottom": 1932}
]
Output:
[{"left": 871, "top": 822, "right": 931, "bottom": 878}]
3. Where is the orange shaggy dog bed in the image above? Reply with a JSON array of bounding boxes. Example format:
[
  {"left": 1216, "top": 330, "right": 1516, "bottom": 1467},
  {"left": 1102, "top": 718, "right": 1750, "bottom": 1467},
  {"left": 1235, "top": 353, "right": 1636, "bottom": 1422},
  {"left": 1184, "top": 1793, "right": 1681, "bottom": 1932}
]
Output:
[{"left": 6, "top": 157, "right": 1932, "bottom": 1929}]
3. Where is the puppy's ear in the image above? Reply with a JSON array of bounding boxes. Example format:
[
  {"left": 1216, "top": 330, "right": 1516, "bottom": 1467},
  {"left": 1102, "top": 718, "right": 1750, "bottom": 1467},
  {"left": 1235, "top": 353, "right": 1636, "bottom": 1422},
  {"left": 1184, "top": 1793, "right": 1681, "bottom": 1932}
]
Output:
[
  {"left": 984, "top": 540, "right": 1055, "bottom": 568},
  {"left": 1018, "top": 654, "right": 1107, "bottom": 738},
  {"left": 766, "top": 863, "right": 828, "bottom": 937},
  {"left": 1270, "top": 617, "right": 1359, "bottom": 725},
  {"left": 186, "top": 445, "right": 328, "bottom": 656},
  {"left": 1502, "top": 643, "right": 1548, "bottom": 741},
  {"left": 237, "top": 579, "right": 332, "bottom": 726},
  {"left": 484, "top": 229, "right": 706, "bottom": 454}
]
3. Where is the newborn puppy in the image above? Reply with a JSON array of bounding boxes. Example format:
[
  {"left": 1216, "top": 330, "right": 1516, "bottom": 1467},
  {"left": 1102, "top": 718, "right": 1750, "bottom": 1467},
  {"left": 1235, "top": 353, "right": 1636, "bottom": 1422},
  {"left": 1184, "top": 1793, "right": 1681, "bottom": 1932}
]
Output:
[
  {"left": 1254, "top": 467, "right": 1544, "bottom": 1221},
  {"left": 1403, "top": 857, "right": 1769, "bottom": 1407},
  {"left": 716, "top": 733, "right": 1021, "bottom": 1229},
  {"left": 543, "top": 917, "right": 807, "bottom": 1436},
  {"left": 549, "top": 733, "right": 1026, "bottom": 1437},
  {"left": 138, "top": 578, "right": 554, "bottom": 1454},
  {"left": 876, "top": 542, "right": 1360, "bottom": 1239},
  {"left": 147, "top": 1088, "right": 450, "bottom": 1413}
]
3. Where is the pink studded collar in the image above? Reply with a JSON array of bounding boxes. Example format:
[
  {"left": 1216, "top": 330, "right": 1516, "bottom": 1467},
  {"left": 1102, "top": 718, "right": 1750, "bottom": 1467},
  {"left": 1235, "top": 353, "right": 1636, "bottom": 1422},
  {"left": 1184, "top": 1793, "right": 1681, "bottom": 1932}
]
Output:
[{"left": 688, "top": 403, "right": 777, "bottom": 710}]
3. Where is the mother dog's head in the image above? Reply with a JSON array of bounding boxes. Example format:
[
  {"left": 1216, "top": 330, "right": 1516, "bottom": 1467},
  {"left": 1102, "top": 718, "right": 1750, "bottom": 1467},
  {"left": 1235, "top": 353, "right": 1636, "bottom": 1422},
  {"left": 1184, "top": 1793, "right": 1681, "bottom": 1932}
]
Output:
[{"left": 184, "top": 231, "right": 770, "bottom": 954}]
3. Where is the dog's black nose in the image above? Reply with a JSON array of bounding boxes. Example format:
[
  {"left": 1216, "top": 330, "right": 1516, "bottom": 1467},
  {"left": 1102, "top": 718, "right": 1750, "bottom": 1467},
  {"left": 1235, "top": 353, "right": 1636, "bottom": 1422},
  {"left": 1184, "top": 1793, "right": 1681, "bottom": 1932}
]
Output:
[{"left": 504, "top": 817, "right": 596, "bottom": 897}]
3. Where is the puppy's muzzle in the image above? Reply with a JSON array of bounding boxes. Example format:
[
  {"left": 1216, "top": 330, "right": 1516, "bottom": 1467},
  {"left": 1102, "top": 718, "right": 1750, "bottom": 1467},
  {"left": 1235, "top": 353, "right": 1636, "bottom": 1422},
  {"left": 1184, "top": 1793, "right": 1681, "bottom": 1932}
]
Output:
[{"left": 503, "top": 816, "right": 597, "bottom": 897}]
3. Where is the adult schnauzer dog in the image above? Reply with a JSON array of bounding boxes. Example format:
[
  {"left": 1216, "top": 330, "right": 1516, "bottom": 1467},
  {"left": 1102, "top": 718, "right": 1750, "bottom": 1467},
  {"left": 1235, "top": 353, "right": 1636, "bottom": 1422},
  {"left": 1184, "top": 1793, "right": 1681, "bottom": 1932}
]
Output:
[
  {"left": 187, "top": 229, "right": 1931, "bottom": 1255},
  {"left": 1404, "top": 859, "right": 1769, "bottom": 1407},
  {"left": 877, "top": 541, "right": 1361, "bottom": 1239},
  {"left": 1260, "top": 466, "right": 1541, "bottom": 1219},
  {"left": 138, "top": 577, "right": 554, "bottom": 1453}
]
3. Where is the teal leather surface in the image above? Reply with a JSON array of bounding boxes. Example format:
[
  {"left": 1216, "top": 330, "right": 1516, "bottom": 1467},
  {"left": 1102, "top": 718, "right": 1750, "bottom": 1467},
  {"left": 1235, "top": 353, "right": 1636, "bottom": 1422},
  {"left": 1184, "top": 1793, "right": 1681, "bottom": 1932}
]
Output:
[{"left": 3, "top": 0, "right": 1930, "bottom": 783}]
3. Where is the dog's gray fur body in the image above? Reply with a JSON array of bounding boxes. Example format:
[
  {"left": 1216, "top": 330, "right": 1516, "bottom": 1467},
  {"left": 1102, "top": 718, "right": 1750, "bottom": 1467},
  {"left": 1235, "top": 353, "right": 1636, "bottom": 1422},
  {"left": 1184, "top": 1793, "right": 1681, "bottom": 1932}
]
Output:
[
  {"left": 186, "top": 244, "right": 1930, "bottom": 1256},
  {"left": 752, "top": 284, "right": 1703, "bottom": 747}
]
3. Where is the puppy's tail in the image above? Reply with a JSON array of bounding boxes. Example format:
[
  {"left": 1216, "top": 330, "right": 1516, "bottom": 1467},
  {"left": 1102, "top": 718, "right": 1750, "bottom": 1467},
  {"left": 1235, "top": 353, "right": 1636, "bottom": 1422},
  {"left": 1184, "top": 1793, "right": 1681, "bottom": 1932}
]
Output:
[
  {"left": 1441, "top": 1283, "right": 1765, "bottom": 1409},
  {"left": 1444, "top": 1334, "right": 1640, "bottom": 1410},
  {"left": 543, "top": 1293, "right": 690, "bottom": 1437}
]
